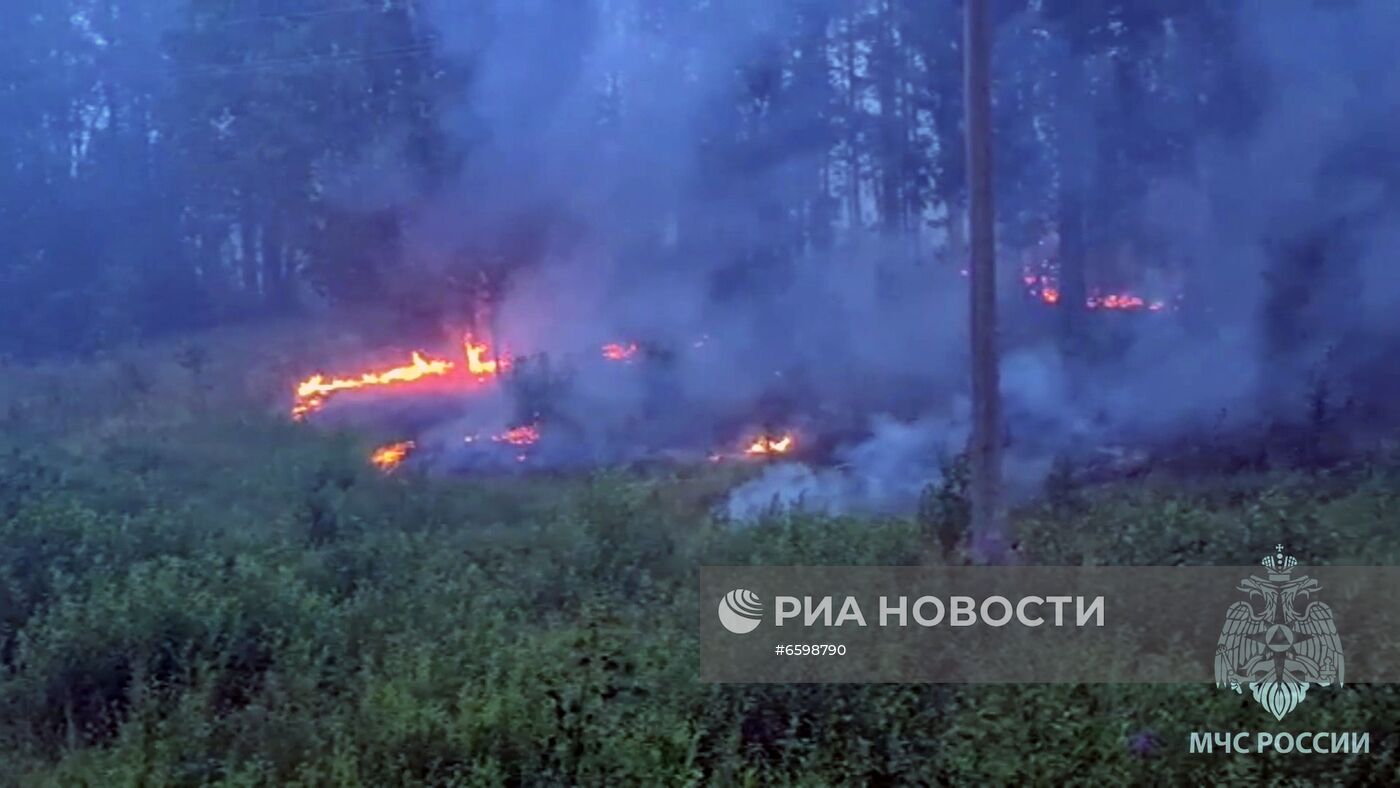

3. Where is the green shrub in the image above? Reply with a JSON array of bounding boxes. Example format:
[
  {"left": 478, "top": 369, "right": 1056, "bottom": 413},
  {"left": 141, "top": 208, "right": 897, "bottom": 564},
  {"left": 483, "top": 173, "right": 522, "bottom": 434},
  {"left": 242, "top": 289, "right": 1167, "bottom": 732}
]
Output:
[{"left": 2, "top": 399, "right": 1400, "bottom": 784}]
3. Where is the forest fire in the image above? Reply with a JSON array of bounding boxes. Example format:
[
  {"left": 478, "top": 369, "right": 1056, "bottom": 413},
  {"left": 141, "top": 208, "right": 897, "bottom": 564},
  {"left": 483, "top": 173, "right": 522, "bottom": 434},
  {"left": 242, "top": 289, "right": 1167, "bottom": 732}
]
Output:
[
  {"left": 699, "top": 432, "right": 799, "bottom": 463},
  {"left": 292, "top": 351, "right": 456, "bottom": 420},
  {"left": 465, "top": 335, "right": 508, "bottom": 376},
  {"left": 1022, "top": 270, "right": 1166, "bottom": 312},
  {"left": 292, "top": 330, "right": 822, "bottom": 472},
  {"left": 369, "top": 424, "right": 539, "bottom": 472},
  {"left": 492, "top": 424, "right": 541, "bottom": 446},
  {"left": 602, "top": 342, "right": 640, "bottom": 362},
  {"left": 370, "top": 440, "right": 416, "bottom": 471},
  {"left": 292, "top": 336, "right": 508, "bottom": 420},
  {"left": 744, "top": 433, "right": 795, "bottom": 456},
  {"left": 1086, "top": 292, "right": 1167, "bottom": 311}
]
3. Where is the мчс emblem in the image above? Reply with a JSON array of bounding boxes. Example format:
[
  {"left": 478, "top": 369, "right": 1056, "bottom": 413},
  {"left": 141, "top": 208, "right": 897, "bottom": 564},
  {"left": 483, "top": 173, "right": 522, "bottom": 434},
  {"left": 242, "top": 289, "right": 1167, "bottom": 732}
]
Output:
[{"left": 1214, "top": 545, "right": 1344, "bottom": 720}]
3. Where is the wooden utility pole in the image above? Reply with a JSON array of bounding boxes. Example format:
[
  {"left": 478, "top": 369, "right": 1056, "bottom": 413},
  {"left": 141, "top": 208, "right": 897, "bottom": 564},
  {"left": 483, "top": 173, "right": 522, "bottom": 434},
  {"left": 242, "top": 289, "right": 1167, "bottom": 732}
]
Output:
[{"left": 963, "top": 0, "right": 1008, "bottom": 563}]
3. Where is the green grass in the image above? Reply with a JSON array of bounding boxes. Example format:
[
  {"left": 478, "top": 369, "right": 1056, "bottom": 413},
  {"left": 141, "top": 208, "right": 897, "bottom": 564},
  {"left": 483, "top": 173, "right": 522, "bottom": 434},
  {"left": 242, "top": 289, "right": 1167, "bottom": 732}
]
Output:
[{"left": 2, "top": 343, "right": 1399, "bottom": 785}]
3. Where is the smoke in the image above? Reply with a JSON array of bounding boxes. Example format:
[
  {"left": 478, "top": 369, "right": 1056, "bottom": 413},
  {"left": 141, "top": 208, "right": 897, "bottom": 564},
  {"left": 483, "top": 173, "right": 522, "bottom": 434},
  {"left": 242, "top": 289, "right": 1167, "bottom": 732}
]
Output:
[
  {"left": 352, "top": 0, "right": 1400, "bottom": 517},
  {"left": 727, "top": 413, "right": 970, "bottom": 520}
]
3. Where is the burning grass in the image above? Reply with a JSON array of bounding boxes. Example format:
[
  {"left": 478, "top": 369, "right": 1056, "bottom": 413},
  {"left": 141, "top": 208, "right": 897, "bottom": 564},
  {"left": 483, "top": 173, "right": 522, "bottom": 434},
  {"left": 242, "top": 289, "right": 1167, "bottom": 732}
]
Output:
[
  {"left": 369, "top": 439, "right": 416, "bottom": 471},
  {"left": 291, "top": 333, "right": 509, "bottom": 421},
  {"left": 744, "top": 432, "right": 795, "bottom": 456},
  {"left": 284, "top": 326, "right": 812, "bottom": 472}
]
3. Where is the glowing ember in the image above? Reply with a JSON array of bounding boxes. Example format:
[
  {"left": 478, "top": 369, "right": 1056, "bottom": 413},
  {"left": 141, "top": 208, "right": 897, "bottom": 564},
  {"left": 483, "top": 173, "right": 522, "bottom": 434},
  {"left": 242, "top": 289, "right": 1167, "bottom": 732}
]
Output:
[
  {"left": 1089, "top": 292, "right": 1139, "bottom": 310},
  {"left": 370, "top": 440, "right": 415, "bottom": 471},
  {"left": 1021, "top": 267, "right": 1167, "bottom": 312},
  {"left": 602, "top": 342, "right": 640, "bottom": 362},
  {"left": 745, "top": 433, "right": 795, "bottom": 456},
  {"left": 493, "top": 424, "right": 540, "bottom": 446},
  {"left": 1085, "top": 291, "right": 1169, "bottom": 311},
  {"left": 293, "top": 351, "right": 455, "bottom": 420},
  {"left": 1019, "top": 260, "right": 1174, "bottom": 312}
]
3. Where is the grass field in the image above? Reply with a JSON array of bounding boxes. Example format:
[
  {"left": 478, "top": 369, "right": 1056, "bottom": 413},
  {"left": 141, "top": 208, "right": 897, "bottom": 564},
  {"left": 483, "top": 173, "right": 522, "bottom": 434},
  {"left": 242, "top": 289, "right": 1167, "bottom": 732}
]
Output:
[{"left": 1, "top": 331, "right": 1398, "bottom": 785}]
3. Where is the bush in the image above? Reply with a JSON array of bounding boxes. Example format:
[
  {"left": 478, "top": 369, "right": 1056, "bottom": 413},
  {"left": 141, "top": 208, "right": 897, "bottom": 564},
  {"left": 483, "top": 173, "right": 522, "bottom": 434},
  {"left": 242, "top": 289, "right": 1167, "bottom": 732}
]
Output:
[{"left": 2, "top": 398, "right": 1399, "bottom": 784}]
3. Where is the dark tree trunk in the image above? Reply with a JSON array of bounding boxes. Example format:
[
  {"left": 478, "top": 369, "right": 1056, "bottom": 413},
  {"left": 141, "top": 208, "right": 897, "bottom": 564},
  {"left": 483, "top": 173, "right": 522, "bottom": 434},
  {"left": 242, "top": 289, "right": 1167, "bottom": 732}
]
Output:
[
  {"left": 878, "top": 0, "right": 904, "bottom": 235},
  {"left": 963, "top": 0, "right": 1008, "bottom": 563},
  {"left": 240, "top": 216, "right": 258, "bottom": 296},
  {"left": 261, "top": 213, "right": 295, "bottom": 310}
]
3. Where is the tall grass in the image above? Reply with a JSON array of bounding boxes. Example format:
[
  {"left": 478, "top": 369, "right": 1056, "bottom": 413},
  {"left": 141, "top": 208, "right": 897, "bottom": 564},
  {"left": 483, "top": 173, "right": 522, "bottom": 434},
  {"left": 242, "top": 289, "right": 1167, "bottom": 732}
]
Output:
[{"left": 1, "top": 336, "right": 1398, "bottom": 785}]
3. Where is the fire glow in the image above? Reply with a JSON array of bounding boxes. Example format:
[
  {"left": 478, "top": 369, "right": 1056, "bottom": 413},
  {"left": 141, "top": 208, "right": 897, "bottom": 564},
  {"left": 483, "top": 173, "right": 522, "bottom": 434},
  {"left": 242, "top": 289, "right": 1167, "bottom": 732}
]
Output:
[
  {"left": 744, "top": 433, "right": 795, "bottom": 456},
  {"left": 370, "top": 440, "right": 415, "bottom": 471},
  {"left": 602, "top": 342, "right": 640, "bottom": 362},
  {"left": 292, "top": 351, "right": 455, "bottom": 421},
  {"left": 292, "top": 335, "right": 507, "bottom": 420},
  {"left": 465, "top": 335, "right": 508, "bottom": 376},
  {"left": 292, "top": 334, "right": 807, "bottom": 471},
  {"left": 1021, "top": 269, "right": 1166, "bottom": 312},
  {"left": 702, "top": 432, "right": 797, "bottom": 463},
  {"left": 492, "top": 424, "right": 541, "bottom": 446}
]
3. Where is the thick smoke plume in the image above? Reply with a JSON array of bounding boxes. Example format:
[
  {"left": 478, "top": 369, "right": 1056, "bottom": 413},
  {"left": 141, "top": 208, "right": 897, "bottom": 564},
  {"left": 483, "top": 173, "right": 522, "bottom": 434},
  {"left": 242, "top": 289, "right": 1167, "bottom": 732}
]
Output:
[{"left": 325, "top": 0, "right": 1400, "bottom": 518}]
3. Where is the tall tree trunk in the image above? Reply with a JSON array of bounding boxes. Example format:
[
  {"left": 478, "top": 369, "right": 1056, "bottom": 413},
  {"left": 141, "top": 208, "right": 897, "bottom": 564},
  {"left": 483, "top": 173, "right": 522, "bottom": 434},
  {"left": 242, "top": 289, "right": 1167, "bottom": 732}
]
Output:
[
  {"left": 947, "top": 200, "right": 967, "bottom": 268},
  {"left": 877, "top": 0, "right": 903, "bottom": 234},
  {"left": 262, "top": 212, "right": 294, "bottom": 310},
  {"left": 240, "top": 215, "right": 258, "bottom": 296},
  {"left": 963, "top": 0, "right": 1007, "bottom": 563},
  {"left": 844, "top": 6, "right": 861, "bottom": 233}
]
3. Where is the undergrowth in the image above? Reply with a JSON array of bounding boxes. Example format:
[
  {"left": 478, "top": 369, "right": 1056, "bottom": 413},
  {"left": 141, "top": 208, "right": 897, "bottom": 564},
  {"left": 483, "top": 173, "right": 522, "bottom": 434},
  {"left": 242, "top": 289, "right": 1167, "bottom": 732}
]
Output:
[{"left": 1, "top": 347, "right": 1398, "bottom": 785}]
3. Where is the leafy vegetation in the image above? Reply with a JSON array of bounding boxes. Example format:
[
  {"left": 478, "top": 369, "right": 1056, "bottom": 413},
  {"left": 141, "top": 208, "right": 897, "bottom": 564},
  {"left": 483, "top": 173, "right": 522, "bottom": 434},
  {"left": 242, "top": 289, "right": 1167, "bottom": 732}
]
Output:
[{"left": 2, "top": 351, "right": 1398, "bottom": 785}]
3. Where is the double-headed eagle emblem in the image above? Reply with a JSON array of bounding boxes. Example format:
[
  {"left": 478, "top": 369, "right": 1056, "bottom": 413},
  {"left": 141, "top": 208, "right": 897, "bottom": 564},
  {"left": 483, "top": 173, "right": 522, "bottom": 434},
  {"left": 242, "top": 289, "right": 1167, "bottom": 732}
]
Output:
[{"left": 1214, "top": 545, "right": 1344, "bottom": 720}]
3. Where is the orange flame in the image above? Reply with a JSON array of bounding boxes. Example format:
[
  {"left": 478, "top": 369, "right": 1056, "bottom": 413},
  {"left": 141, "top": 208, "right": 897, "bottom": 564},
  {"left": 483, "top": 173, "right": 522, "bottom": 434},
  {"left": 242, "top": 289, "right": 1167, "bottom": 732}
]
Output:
[
  {"left": 493, "top": 424, "right": 540, "bottom": 446},
  {"left": 293, "top": 352, "right": 455, "bottom": 420},
  {"left": 292, "top": 336, "right": 512, "bottom": 420},
  {"left": 745, "top": 433, "right": 795, "bottom": 456},
  {"left": 370, "top": 440, "right": 415, "bottom": 471},
  {"left": 602, "top": 342, "right": 640, "bottom": 362},
  {"left": 465, "top": 335, "right": 508, "bottom": 376}
]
